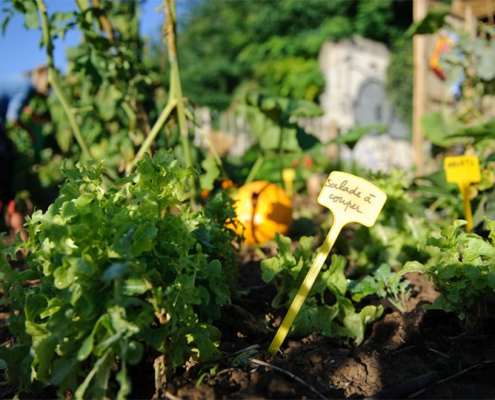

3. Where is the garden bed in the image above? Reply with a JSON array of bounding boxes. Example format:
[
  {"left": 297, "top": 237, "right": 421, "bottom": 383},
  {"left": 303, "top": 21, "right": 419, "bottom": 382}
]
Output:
[
  {"left": 1, "top": 250, "right": 495, "bottom": 399},
  {"left": 146, "top": 258, "right": 495, "bottom": 399}
]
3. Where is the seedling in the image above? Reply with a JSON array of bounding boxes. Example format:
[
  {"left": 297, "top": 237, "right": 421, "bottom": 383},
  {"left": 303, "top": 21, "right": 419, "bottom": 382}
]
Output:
[
  {"left": 444, "top": 155, "right": 480, "bottom": 232},
  {"left": 268, "top": 171, "right": 387, "bottom": 355}
]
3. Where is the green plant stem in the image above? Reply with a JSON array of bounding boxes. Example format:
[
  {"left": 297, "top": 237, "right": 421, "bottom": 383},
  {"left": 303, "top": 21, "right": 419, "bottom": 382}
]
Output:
[
  {"left": 127, "top": 99, "right": 177, "bottom": 173},
  {"left": 278, "top": 122, "right": 285, "bottom": 184},
  {"left": 184, "top": 108, "right": 228, "bottom": 179},
  {"left": 36, "top": 0, "right": 93, "bottom": 161},
  {"left": 164, "top": 0, "right": 196, "bottom": 201},
  {"left": 245, "top": 155, "right": 264, "bottom": 185}
]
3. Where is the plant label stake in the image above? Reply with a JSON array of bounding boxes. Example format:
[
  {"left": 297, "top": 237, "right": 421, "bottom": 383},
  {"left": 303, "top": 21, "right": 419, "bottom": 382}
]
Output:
[
  {"left": 282, "top": 168, "right": 296, "bottom": 197},
  {"left": 444, "top": 155, "right": 480, "bottom": 232},
  {"left": 268, "top": 171, "right": 386, "bottom": 355}
]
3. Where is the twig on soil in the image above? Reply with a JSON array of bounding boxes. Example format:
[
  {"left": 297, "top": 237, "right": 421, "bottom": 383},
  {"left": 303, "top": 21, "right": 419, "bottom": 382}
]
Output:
[
  {"left": 164, "top": 391, "right": 181, "bottom": 400},
  {"left": 249, "top": 358, "right": 328, "bottom": 400},
  {"left": 427, "top": 347, "right": 449, "bottom": 358},
  {"left": 218, "top": 344, "right": 260, "bottom": 362},
  {"left": 409, "top": 360, "right": 495, "bottom": 398}
]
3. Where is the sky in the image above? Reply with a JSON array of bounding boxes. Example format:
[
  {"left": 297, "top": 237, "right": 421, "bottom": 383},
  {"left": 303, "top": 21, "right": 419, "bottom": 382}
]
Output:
[{"left": 0, "top": 0, "right": 178, "bottom": 77}]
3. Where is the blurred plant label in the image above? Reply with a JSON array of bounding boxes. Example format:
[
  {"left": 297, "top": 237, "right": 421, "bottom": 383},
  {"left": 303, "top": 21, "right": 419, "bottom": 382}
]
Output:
[
  {"left": 444, "top": 155, "right": 480, "bottom": 232},
  {"left": 444, "top": 156, "right": 480, "bottom": 184},
  {"left": 268, "top": 171, "right": 386, "bottom": 355},
  {"left": 318, "top": 171, "right": 387, "bottom": 226},
  {"left": 282, "top": 168, "right": 296, "bottom": 197}
]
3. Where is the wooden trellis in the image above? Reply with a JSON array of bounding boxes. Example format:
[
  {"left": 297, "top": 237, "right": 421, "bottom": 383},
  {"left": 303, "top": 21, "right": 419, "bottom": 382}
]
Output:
[{"left": 413, "top": 0, "right": 494, "bottom": 176}]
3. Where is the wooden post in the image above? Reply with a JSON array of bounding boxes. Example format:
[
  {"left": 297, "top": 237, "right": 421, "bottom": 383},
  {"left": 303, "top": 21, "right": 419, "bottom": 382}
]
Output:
[
  {"left": 465, "top": 4, "right": 476, "bottom": 36},
  {"left": 413, "top": 0, "right": 428, "bottom": 176}
]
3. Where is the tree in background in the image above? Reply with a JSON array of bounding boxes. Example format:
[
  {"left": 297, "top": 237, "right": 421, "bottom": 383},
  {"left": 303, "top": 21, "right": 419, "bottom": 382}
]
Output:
[{"left": 147, "top": 0, "right": 413, "bottom": 110}]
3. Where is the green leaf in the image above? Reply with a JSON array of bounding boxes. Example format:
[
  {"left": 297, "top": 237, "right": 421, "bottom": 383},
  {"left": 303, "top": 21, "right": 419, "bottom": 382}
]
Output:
[
  {"left": 25, "top": 294, "right": 48, "bottom": 323},
  {"left": 321, "top": 254, "right": 347, "bottom": 296},
  {"left": 200, "top": 156, "right": 220, "bottom": 191},
  {"left": 349, "top": 276, "right": 381, "bottom": 302},
  {"left": 121, "top": 276, "right": 152, "bottom": 296},
  {"left": 53, "top": 265, "right": 76, "bottom": 289},
  {"left": 421, "top": 111, "right": 465, "bottom": 147},
  {"left": 61, "top": 201, "right": 78, "bottom": 221},
  {"left": 115, "top": 363, "right": 131, "bottom": 400},
  {"left": 275, "top": 233, "right": 296, "bottom": 266},
  {"left": 463, "top": 236, "right": 495, "bottom": 264},
  {"left": 78, "top": 333, "right": 95, "bottom": 362},
  {"left": 391, "top": 261, "right": 428, "bottom": 284},
  {"left": 131, "top": 224, "right": 157, "bottom": 257},
  {"left": 329, "top": 124, "right": 386, "bottom": 150},
  {"left": 476, "top": 44, "right": 495, "bottom": 80},
  {"left": 190, "top": 326, "right": 221, "bottom": 361},
  {"left": 101, "top": 263, "right": 133, "bottom": 281},
  {"left": 125, "top": 341, "right": 143, "bottom": 365},
  {"left": 261, "top": 257, "right": 284, "bottom": 283},
  {"left": 24, "top": 8, "right": 40, "bottom": 30},
  {"left": 405, "top": 6, "right": 450, "bottom": 36},
  {"left": 33, "top": 335, "right": 58, "bottom": 382}
]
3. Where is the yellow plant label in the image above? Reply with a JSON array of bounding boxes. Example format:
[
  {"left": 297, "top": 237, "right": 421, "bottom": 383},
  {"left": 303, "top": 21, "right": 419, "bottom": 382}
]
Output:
[
  {"left": 268, "top": 171, "right": 386, "bottom": 355},
  {"left": 318, "top": 171, "right": 387, "bottom": 227},
  {"left": 282, "top": 168, "right": 296, "bottom": 198},
  {"left": 444, "top": 156, "right": 480, "bottom": 185},
  {"left": 444, "top": 155, "right": 481, "bottom": 232}
]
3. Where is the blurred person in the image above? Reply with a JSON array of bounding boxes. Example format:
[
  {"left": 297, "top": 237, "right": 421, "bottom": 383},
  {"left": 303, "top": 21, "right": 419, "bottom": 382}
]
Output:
[{"left": 0, "top": 65, "right": 50, "bottom": 239}]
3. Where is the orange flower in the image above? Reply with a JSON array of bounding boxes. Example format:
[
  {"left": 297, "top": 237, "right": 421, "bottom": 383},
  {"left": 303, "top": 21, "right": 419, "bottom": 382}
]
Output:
[{"left": 222, "top": 179, "right": 234, "bottom": 189}]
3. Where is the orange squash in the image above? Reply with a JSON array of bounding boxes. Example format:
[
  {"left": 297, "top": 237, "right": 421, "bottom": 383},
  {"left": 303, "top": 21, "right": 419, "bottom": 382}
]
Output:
[{"left": 230, "top": 181, "right": 292, "bottom": 244}]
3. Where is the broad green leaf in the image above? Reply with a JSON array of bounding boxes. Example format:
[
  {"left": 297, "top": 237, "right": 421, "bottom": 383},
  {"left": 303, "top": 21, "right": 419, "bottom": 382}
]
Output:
[
  {"left": 131, "top": 224, "right": 158, "bottom": 257},
  {"left": 61, "top": 201, "right": 78, "bottom": 221},
  {"left": 463, "top": 236, "right": 495, "bottom": 264},
  {"left": 190, "top": 326, "right": 221, "bottom": 361},
  {"left": 321, "top": 254, "right": 347, "bottom": 296},
  {"left": 125, "top": 341, "right": 143, "bottom": 365},
  {"left": 33, "top": 335, "right": 58, "bottom": 382},
  {"left": 121, "top": 276, "right": 152, "bottom": 296},
  {"left": 199, "top": 156, "right": 220, "bottom": 191},
  {"left": 25, "top": 294, "right": 48, "bottom": 323},
  {"left": 437, "top": 264, "right": 457, "bottom": 280},
  {"left": 78, "top": 333, "right": 95, "bottom": 362},
  {"left": 24, "top": 8, "right": 40, "bottom": 30},
  {"left": 405, "top": 6, "right": 450, "bottom": 36},
  {"left": 391, "top": 261, "right": 428, "bottom": 284},
  {"left": 421, "top": 111, "right": 465, "bottom": 147},
  {"left": 275, "top": 233, "right": 296, "bottom": 265},
  {"left": 260, "top": 258, "right": 284, "bottom": 283},
  {"left": 329, "top": 124, "right": 386, "bottom": 150},
  {"left": 101, "top": 263, "right": 133, "bottom": 280},
  {"left": 51, "top": 357, "right": 78, "bottom": 388},
  {"left": 349, "top": 276, "right": 380, "bottom": 302},
  {"left": 53, "top": 266, "right": 75, "bottom": 289},
  {"left": 476, "top": 44, "right": 495, "bottom": 80}
]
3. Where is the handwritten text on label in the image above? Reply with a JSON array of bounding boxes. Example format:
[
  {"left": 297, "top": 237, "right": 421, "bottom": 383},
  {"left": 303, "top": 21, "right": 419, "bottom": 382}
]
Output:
[{"left": 323, "top": 178, "right": 378, "bottom": 213}]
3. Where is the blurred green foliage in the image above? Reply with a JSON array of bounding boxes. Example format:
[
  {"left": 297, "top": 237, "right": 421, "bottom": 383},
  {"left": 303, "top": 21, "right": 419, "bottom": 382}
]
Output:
[{"left": 148, "top": 0, "right": 413, "bottom": 110}]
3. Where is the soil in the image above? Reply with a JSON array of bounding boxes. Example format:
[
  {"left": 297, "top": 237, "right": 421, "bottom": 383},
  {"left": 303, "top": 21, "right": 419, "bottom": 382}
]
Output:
[
  {"left": 160, "top": 260, "right": 495, "bottom": 400},
  {"left": 2, "top": 249, "right": 495, "bottom": 399}
]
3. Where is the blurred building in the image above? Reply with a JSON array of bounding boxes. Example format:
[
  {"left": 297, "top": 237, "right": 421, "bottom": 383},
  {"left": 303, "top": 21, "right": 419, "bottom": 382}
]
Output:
[{"left": 313, "top": 36, "right": 413, "bottom": 173}]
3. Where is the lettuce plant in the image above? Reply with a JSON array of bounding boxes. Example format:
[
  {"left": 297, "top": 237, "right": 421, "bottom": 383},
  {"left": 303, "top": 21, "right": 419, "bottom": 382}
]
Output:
[
  {"left": 0, "top": 151, "right": 239, "bottom": 398},
  {"left": 395, "top": 220, "right": 495, "bottom": 327},
  {"left": 261, "top": 234, "right": 410, "bottom": 345}
]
